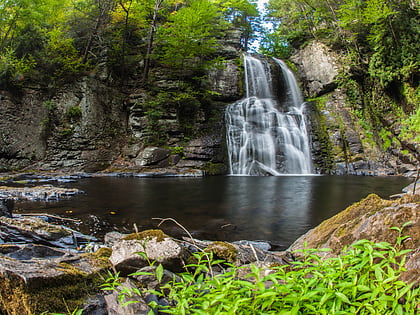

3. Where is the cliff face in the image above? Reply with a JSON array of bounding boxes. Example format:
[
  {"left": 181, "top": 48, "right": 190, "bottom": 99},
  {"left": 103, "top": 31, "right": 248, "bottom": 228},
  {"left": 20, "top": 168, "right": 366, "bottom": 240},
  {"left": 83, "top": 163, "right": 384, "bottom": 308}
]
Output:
[
  {"left": 0, "top": 78, "right": 127, "bottom": 172},
  {"left": 292, "top": 41, "right": 418, "bottom": 176},
  {"left": 0, "top": 31, "right": 243, "bottom": 174}
]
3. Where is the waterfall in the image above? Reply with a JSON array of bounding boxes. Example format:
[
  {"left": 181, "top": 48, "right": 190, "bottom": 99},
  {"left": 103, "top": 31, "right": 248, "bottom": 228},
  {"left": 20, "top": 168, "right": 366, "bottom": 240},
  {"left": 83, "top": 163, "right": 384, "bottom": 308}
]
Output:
[{"left": 225, "top": 55, "right": 313, "bottom": 175}]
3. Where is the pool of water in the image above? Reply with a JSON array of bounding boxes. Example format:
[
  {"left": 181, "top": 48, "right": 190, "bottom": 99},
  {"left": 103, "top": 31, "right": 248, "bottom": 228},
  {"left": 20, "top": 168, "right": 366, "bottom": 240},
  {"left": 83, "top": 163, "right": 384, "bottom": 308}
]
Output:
[{"left": 15, "top": 175, "right": 410, "bottom": 249}]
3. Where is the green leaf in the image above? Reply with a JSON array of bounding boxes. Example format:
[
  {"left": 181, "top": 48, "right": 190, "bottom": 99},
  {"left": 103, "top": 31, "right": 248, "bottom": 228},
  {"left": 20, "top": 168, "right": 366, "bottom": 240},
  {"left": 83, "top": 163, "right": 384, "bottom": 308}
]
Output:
[
  {"left": 335, "top": 291, "right": 351, "bottom": 304},
  {"left": 155, "top": 263, "right": 164, "bottom": 282}
]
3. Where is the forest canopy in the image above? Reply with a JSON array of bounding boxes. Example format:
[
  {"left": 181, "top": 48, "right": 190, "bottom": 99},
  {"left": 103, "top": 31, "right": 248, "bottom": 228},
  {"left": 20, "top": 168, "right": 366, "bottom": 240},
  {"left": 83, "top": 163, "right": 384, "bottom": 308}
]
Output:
[{"left": 0, "top": 0, "right": 260, "bottom": 86}]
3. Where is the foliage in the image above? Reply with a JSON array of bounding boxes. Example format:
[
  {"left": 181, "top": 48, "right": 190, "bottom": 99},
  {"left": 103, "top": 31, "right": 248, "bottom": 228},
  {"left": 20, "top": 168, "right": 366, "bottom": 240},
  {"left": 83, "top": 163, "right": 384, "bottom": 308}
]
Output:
[
  {"left": 0, "top": 0, "right": 259, "bottom": 85},
  {"left": 104, "top": 229, "right": 419, "bottom": 314},
  {"left": 157, "top": 0, "right": 225, "bottom": 73},
  {"left": 0, "top": 48, "right": 36, "bottom": 85}
]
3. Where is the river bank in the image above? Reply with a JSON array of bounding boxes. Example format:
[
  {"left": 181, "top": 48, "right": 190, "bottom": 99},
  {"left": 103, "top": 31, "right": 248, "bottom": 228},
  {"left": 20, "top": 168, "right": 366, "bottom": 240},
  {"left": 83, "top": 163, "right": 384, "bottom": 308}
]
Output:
[{"left": 0, "top": 173, "right": 419, "bottom": 314}]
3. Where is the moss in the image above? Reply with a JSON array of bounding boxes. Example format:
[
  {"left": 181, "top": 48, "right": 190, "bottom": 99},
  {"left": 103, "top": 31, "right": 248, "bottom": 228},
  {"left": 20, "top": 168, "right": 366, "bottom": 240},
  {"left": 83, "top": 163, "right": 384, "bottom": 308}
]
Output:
[
  {"left": 205, "top": 241, "right": 238, "bottom": 264},
  {"left": 82, "top": 247, "right": 113, "bottom": 269},
  {"left": 0, "top": 267, "right": 106, "bottom": 315},
  {"left": 202, "top": 162, "right": 227, "bottom": 175},
  {"left": 122, "top": 229, "right": 169, "bottom": 242}
]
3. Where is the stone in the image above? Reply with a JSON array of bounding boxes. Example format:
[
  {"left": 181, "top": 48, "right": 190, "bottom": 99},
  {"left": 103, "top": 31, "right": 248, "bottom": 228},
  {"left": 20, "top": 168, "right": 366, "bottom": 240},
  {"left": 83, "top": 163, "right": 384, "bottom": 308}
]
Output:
[
  {"left": 0, "top": 198, "right": 13, "bottom": 217},
  {"left": 135, "top": 147, "right": 171, "bottom": 167},
  {"left": 288, "top": 193, "right": 420, "bottom": 284},
  {"left": 0, "top": 216, "right": 97, "bottom": 248},
  {"left": 291, "top": 41, "right": 339, "bottom": 97},
  {"left": 0, "top": 185, "right": 83, "bottom": 201},
  {"left": 104, "top": 279, "right": 150, "bottom": 315},
  {"left": 109, "top": 229, "right": 190, "bottom": 275},
  {"left": 0, "top": 244, "right": 109, "bottom": 315}
]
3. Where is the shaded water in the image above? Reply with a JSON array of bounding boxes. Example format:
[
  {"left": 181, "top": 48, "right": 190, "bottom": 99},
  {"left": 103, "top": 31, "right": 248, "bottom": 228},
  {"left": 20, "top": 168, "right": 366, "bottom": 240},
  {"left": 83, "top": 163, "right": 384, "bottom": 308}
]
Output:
[{"left": 16, "top": 175, "right": 410, "bottom": 249}]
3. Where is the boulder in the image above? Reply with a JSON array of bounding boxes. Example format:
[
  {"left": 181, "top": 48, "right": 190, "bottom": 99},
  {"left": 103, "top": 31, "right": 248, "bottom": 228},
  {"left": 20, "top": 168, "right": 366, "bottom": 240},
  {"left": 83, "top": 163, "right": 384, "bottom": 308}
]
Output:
[
  {"left": 103, "top": 279, "right": 150, "bottom": 315},
  {"left": 0, "top": 244, "right": 110, "bottom": 315},
  {"left": 135, "top": 147, "right": 171, "bottom": 167},
  {"left": 0, "top": 216, "right": 96, "bottom": 248},
  {"left": 291, "top": 41, "right": 339, "bottom": 97},
  {"left": 109, "top": 229, "right": 190, "bottom": 275},
  {"left": 288, "top": 193, "right": 420, "bottom": 284}
]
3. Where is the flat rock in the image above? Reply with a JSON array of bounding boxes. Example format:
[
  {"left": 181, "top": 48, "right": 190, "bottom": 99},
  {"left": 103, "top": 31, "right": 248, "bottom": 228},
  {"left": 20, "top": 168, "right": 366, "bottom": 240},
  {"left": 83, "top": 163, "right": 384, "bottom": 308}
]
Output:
[{"left": 0, "top": 185, "right": 83, "bottom": 201}]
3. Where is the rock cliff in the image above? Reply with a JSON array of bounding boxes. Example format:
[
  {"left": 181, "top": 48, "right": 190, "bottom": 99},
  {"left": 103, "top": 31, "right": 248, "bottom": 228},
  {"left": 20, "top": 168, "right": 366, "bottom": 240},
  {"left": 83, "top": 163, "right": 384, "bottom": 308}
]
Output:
[
  {"left": 0, "top": 31, "right": 243, "bottom": 174},
  {"left": 292, "top": 41, "right": 418, "bottom": 175}
]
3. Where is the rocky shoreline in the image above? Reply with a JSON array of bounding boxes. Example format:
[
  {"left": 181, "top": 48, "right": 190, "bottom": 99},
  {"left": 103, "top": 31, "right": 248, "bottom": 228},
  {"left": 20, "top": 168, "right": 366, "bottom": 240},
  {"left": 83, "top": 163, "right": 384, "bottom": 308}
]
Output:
[{"left": 0, "top": 175, "right": 419, "bottom": 314}]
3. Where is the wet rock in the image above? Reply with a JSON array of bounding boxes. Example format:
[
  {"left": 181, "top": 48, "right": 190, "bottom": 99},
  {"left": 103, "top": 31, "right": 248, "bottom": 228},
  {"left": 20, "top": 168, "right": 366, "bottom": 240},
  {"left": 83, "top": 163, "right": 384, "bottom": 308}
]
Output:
[
  {"left": 109, "top": 229, "right": 190, "bottom": 275},
  {"left": 0, "top": 216, "right": 97, "bottom": 248},
  {"left": 0, "top": 185, "right": 83, "bottom": 201},
  {"left": 135, "top": 147, "right": 171, "bottom": 167}
]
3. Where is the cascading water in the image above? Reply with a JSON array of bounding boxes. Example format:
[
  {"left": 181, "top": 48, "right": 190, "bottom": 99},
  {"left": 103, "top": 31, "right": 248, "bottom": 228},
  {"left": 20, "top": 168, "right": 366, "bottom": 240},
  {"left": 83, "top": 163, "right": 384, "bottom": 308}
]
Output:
[{"left": 225, "top": 55, "right": 313, "bottom": 175}]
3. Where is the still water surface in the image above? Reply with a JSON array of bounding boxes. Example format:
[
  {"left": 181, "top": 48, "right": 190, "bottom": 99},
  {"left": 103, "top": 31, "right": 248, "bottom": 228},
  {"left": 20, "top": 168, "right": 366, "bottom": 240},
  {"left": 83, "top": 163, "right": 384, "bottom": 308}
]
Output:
[{"left": 16, "top": 175, "right": 410, "bottom": 249}]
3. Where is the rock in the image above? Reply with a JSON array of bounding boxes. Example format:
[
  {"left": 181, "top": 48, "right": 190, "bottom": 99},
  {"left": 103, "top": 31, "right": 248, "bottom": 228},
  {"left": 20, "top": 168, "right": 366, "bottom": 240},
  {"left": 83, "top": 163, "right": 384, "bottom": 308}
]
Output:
[
  {"left": 288, "top": 193, "right": 420, "bottom": 284},
  {"left": 0, "top": 198, "right": 13, "bottom": 217},
  {"left": 0, "top": 216, "right": 97, "bottom": 248},
  {"left": 104, "top": 279, "right": 150, "bottom": 315},
  {"left": 104, "top": 231, "right": 126, "bottom": 247},
  {"left": 291, "top": 41, "right": 339, "bottom": 97},
  {"left": 0, "top": 244, "right": 110, "bottom": 315},
  {"left": 0, "top": 185, "right": 83, "bottom": 201},
  {"left": 131, "top": 265, "right": 181, "bottom": 291},
  {"left": 109, "top": 229, "right": 190, "bottom": 275},
  {"left": 207, "top": 60, "right": 241, "bottom": 101},
  {"left": 135, "top": 147, "right": 171, "bottom": 167}
]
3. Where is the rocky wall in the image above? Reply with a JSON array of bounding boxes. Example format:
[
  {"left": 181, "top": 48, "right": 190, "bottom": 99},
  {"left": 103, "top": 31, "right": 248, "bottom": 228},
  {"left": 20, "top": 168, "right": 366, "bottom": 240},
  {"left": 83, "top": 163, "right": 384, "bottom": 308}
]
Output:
[{"left": 292, "top": 41, "right": 417, "bottom": 175}]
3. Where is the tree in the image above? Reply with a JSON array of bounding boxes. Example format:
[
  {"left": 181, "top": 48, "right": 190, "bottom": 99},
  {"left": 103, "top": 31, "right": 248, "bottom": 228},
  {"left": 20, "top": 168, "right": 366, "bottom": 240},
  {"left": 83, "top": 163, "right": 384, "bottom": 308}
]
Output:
[{"left": 157, "top": 0, "right": 225, "bottom": 74}]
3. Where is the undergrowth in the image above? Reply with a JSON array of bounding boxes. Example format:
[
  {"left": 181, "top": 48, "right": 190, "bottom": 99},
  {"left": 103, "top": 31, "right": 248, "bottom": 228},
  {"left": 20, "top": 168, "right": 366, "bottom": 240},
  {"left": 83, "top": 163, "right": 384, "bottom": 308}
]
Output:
[{"left": 102, "top": 225, "right": 419, "bottom": 315}]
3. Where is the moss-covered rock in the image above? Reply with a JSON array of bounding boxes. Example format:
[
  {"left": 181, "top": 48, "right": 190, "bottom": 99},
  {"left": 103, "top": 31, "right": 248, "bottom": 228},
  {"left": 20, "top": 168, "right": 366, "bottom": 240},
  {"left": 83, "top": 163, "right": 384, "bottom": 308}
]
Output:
[
  {"left": 289, "top": 193, "right": 420, "bottom": 256},
  {"left": 205, "top": 241, "right": 238, "bottom": 264},
  {"left": 0, "top": 245, "right": 109, "bottom": 315}
]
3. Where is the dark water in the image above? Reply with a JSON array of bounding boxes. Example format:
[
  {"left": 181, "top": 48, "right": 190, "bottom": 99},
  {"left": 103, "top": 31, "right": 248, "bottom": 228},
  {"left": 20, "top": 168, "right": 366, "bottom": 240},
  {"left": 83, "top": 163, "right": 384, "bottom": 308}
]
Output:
[{"left": 16, "top": 175, "right": 410, "bottom": 249}]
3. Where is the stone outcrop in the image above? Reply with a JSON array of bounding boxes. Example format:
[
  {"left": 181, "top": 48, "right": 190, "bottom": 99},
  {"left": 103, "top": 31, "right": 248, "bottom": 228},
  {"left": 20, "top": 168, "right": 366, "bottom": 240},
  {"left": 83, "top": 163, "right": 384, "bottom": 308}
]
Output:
[
  {"left": 291, "top": 41, "right": 339, "bottom": 97},
  {"left": 288, "top": 193, "right": 420, "bottom": 284},
  {"left": 0, "top": 78, "right": 127, "bottom": 172}
]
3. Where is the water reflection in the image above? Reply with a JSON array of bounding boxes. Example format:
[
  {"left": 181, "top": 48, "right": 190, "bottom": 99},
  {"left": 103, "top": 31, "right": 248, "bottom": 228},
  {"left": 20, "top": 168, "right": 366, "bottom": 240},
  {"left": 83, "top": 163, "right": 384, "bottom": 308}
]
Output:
[{"left": 16, "top": 176, "right": 410, "bottom": 248}]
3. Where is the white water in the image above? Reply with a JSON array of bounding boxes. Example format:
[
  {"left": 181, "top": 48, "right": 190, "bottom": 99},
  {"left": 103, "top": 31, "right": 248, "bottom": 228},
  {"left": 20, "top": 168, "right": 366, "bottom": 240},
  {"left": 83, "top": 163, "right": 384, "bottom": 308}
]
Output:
[{"left": 225, "top": 55, "right": 313, "bottom": 175}]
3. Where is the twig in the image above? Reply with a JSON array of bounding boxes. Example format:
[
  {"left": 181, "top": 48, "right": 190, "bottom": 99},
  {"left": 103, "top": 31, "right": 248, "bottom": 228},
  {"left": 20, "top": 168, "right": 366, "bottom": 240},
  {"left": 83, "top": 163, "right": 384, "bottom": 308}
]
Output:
[
  {"left": 249, "top": 243, "right": 259, "bottom": 263},
  {"left": 19, "top": 213, "right": 81, "bottom": 222},
  {"left": 152, "top": 217, "right": 217, "bottom": 278},
  {"left": 152, "top": 217, "right": 196, "bottom": 245},
  {"left": 413, "top": 165, "right": 419, "bottom": 195}
]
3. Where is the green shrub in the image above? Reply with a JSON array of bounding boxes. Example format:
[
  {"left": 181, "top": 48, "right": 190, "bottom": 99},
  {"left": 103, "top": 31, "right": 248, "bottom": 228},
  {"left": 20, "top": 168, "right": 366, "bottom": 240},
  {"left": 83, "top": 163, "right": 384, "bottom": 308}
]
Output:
[{"left": 104, "top": 232, "right": 419, "bottom": 314}]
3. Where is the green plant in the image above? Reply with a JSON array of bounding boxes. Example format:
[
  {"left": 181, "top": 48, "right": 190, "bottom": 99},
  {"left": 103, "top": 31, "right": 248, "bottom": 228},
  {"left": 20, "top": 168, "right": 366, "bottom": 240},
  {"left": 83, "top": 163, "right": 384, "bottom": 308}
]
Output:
[
  {"left": 66, "top": 106, "right": 82, "bottom": 120},
  {"left": 104, "top": 226, "right": 419, "bottom": 314}
]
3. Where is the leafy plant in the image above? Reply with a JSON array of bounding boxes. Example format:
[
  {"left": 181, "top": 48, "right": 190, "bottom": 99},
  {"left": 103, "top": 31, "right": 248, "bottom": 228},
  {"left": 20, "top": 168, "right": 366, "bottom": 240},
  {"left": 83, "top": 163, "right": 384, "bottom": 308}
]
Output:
[{"left": 104, "top": 225, "right": 419, "bottom": 314}]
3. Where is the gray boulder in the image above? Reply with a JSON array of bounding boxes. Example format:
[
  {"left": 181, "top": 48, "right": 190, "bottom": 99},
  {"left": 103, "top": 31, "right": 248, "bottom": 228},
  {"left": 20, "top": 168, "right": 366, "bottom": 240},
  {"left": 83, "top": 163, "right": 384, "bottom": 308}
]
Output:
[{"left": 109, "top": 229, "right": 190, "bottom": 275}]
